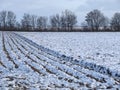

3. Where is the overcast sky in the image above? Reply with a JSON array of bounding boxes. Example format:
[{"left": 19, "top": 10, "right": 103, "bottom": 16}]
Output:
[{"left": 0, "top": 0, "right": 120, "bottom": 25}]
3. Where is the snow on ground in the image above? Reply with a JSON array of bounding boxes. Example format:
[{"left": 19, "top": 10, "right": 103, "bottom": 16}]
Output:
[
  {"left": 0, "top": 31, "right": 120, "bottom": 89},
  {"left": 17, "top": 32, "right": 120, "bottom": 72}
]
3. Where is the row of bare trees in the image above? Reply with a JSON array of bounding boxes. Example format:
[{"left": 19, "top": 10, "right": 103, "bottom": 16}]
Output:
[
  {"left": 84, "top": 9, "right": 120, "bottom": 31},
  {"left": 20, "top": 10, "right": 77, "bottom": 31},
  {"left": 21, "top": 14, "right": 48, "bottom": 31},
  {"left": 0, "top": 9, "right": 120, "bottom": 31}
]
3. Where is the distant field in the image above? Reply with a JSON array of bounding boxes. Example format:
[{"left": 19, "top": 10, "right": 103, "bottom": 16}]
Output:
[{"left": 18, "top": 32, "right": 120, "bottom": 72}]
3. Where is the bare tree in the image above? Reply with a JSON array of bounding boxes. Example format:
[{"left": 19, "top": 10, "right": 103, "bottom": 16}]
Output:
[
  {"left": 60, "top": 14, "right": 66, "bottom": 31},
  {"left": 85, "top": 9, "right": 108, "bottom": 31},
  {"left": 21, "top": 13, "right": 32, "bottom": 30},
  {"left": 31, "top": 15, "right": 37, "bottom": 30},
  {"left": 50, "top": 14, "right": 61, "bottom": 31},
  {"left": 7, "top": 11, "right": 16, "bottom": 30},
  {"left": 37, "top": 16, "right": 47, "bottom": 31},
  {"left": 0, "top": 11, "right": 7, "bottom": 30},
  {"left": 61, "top": 10, "right": 77, "bottom": 31},
  {"left": 111, "top": 13, "right": 120, "bottom": 31}
]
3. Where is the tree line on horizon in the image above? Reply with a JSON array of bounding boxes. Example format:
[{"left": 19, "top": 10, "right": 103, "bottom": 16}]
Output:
[{"left": 0, "top": 9, "right": 120, "bottom": 32}]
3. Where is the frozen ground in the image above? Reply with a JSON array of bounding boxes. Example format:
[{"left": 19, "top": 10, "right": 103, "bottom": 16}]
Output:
[
  {"left": 18, "top": 32, "right": 120, "bottom": 72},
  {"left": 0, "top": 31, "right": 120, "bottom": 89}
]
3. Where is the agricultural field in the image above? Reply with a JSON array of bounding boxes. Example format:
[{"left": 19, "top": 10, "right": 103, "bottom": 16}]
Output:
[
  {"left": 18, "top": 32, "right": 120, "bottom": 72},
  {"left": 0, "top": 31, "right": 120, "bottom": 89}
]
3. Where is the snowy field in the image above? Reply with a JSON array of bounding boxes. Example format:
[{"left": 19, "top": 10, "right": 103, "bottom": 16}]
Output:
[
  {"left": 0, "top": 31, "right": 120, "bottom": 89},
  {"left": 18, "top": 32, "right": 120, "bottom": 72}
]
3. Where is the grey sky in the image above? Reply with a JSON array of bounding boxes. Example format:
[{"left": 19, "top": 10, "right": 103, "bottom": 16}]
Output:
[{"left": 0, "top": 0, "right": 120, "bottom": 24}]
